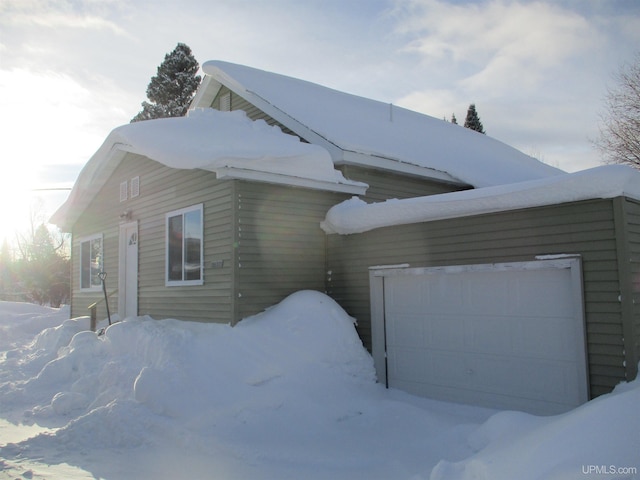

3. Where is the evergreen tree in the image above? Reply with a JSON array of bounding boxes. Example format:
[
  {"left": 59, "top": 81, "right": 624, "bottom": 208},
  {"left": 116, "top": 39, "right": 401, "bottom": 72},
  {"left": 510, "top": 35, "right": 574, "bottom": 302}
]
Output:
[
  {"left": 451, "top": 113, "right": 458, "bottom": 125},
  {"left": 131, "top": 43, "right": 202, "bottom": 123},
  {"left": 15, "top": 224, "right": 70, "bottom": 307},
  {"left": 464, "top": 104, "right": 485, "bottom": 134}
]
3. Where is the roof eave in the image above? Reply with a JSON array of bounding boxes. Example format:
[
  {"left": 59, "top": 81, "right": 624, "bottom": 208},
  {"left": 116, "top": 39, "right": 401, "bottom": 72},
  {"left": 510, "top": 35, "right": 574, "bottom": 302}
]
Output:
[
  {"left": 214, "top": 167, "right": 368, "bottom": 195},
  {"left": 338, "top": 150, "right": 470, "bottom": 187}
]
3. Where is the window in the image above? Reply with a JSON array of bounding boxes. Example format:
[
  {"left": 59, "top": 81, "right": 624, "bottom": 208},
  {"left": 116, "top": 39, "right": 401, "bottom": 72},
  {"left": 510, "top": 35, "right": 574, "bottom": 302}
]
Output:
[
  {"left": 80, "top": 235, "right": 103, "bottom": 290},
  {"left": 166, "top": 204, "right": 203, "bottom": 285}
]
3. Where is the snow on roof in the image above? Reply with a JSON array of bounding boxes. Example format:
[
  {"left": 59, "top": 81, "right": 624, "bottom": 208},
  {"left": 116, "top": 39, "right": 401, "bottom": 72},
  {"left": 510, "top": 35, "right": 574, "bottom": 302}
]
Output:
[
  {"left": 321, "top": 165, "right": 640, "bottom": 235},
  {"left": 51, "top": 109, "right": 366, "bottom": 230},
  {"left": 198, "top": 60, "right": 564, "bottom": 188}
]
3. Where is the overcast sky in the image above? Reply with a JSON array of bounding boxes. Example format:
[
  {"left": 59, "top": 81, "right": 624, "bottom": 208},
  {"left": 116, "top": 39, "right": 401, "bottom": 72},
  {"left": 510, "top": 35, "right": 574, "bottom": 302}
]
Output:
[{"left": 1, "top": 0, "right": 639, "bottom": 239}]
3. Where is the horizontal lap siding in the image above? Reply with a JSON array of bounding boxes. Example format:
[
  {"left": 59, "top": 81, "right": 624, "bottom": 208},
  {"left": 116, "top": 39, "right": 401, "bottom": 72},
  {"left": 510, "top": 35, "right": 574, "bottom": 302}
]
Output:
[
  {"left": 326, "top": 199, "right": 625, "bottom": 397},
  {"left": 338, "top": 165, "right": 467, "bottom": 202},
  {"left": 72, "top": 154, "right": 235, "bottom": 324},
  {"left": 213, "top": 87, "right": 298, "bottom": 136},
  {"left": 234, "top": 181, "right": 347, "bottom": 322}
]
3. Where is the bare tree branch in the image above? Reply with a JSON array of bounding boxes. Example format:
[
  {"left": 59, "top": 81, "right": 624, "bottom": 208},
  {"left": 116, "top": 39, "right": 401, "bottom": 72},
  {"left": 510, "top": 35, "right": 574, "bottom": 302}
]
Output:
[{"left": 595, "top": 53, "right": 640, "bottom": 169}]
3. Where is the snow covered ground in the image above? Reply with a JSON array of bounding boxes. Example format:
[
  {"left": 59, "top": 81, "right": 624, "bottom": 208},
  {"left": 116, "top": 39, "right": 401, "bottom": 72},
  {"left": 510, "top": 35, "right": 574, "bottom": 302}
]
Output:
[{"left": 1, "top": 292, "right": 638, "bottom": 480}]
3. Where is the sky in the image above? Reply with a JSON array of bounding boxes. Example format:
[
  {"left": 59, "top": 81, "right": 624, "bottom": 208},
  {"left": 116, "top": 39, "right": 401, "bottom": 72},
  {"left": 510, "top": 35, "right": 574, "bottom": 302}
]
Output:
[{"left": 0, "top": 0, "right": 639, "bottom": 245}]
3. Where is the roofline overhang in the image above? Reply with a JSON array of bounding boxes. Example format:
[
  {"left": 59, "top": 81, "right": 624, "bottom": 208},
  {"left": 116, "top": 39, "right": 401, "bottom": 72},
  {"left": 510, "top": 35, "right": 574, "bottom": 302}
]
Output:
[
  {"left": 338, "top": 151, "right": 470, "bottom": 187},
  {"left": 214, "top": 167, "right": 368, "bottom": 195}
]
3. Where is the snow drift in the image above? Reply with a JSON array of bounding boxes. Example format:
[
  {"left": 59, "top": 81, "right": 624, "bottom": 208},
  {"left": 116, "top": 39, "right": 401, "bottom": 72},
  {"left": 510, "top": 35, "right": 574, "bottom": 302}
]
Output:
[{"left": 1, "top": 294, "right": 639, "bottom": 479}]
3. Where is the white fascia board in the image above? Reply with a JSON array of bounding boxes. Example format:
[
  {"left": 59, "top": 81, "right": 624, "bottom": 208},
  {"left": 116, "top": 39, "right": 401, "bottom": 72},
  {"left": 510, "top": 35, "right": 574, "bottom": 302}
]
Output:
[
  {"left": 214, "top": 167, "right": 368, "bottom": 195},
  {"left": 189, "top": 76, "right": 222, "bottom": 110},
  {"left": 339, "top": 150, "right": 469, "bottom": 186}
]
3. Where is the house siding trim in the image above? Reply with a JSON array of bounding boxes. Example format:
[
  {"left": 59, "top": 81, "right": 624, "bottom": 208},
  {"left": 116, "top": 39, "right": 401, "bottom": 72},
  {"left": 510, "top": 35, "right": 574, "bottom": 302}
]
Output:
[{"left": 613, "top": 197, "right": 640, "bottom": 381}]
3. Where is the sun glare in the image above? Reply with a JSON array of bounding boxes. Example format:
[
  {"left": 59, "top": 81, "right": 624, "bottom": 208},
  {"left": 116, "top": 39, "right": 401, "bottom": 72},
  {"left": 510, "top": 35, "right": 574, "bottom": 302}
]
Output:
[{"left": 0, "top": 172, "right": 36, "bottom": 247}]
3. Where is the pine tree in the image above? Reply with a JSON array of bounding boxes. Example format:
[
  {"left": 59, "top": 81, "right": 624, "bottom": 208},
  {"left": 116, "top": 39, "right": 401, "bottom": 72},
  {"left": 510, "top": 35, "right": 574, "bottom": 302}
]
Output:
[
  {"left": 131, "top": 43, "right": 202, "bottom": 123},
  {"left": 451, "top": 113, "right": 458, "bottom": 125},
  {"left": 464, "top": 104, "right": 485, "bottom": 134}
]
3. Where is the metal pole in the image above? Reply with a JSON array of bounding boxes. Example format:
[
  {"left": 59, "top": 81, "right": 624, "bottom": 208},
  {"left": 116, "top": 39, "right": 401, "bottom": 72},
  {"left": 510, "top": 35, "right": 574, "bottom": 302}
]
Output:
[{"left": 98, "top": 271, "right": 112, "bottom": 326}]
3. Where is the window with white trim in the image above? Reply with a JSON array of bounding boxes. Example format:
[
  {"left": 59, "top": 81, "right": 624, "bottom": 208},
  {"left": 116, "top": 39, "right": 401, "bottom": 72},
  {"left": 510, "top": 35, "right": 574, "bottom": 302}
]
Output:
[
  {"left": 166, "top": 204, "right": 203, "bottom": 285},
  {"left": 80, "top": 234, "right": 103, "bottom": 290}
]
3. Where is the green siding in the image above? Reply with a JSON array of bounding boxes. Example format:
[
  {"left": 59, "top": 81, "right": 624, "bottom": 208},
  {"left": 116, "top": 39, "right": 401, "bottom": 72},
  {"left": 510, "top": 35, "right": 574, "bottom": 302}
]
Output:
[
  {"left": 212, "top": 86, "right": 297, "bottom": 136},
  {"left": 72, "top": 154, "right": 235, "bottom": 324},
  {"left": 326, "top": 198, "right": 633, "bottom": 398},
  {"left": 233, "top": 181, "right": 349, "bottom": 323},
  {"left": 337, "top": 165, "right": 467, "bottom": 202}
]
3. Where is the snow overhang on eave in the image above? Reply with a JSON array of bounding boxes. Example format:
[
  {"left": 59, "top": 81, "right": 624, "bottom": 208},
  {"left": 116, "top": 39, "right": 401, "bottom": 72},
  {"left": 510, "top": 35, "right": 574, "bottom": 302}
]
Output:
[
  {"left": 338, "top": 150, "right": 470, "bottom": 187},
  {"left": 214, "top": 167, "right": 368, "bottom": 195},
  {"left": 50, "top": 145, "right": 130, "bottom": 232}
]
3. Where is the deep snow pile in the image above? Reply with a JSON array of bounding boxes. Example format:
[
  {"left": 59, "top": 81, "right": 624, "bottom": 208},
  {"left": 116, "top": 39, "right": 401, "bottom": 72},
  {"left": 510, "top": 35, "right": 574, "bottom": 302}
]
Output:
[{"left": 1, "top": 293, "right": 639, "bottom": 480}]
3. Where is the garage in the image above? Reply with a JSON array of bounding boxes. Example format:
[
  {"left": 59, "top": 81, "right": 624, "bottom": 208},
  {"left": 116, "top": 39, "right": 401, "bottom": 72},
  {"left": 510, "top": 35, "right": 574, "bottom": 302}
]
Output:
[{"left": 369, "top": 258, "right": 589, "bottom": 415}]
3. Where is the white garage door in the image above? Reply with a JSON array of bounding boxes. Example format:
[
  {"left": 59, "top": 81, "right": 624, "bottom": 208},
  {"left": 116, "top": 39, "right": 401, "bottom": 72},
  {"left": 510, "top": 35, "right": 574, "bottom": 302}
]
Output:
[{"left": 370, "top": 259, "right": 589, "bottom": 415}]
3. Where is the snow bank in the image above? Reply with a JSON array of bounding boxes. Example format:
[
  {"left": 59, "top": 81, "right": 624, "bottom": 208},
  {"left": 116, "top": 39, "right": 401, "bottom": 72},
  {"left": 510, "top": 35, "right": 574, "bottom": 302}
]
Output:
[
  {"left": 202, "top": 61, "right": 563, "bottom": 187},
  {"left": 2, "top": 295, "right": 638, "bottom": 479},
  {"left": 431, "top": 377, "right": 640, "bottom": 480},
  {"left": 322, "top": 165, "right": 640, "bottom": 235},
  {"left": 0, "top": 291, "right": 375, "bottom": 448}
]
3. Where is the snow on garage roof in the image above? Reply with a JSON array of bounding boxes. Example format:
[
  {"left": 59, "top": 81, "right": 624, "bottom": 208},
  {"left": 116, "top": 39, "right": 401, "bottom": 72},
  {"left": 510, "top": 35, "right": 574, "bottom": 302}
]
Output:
[
  {"left": 51, "top": 109, "right": 366, "bottom": 230},
  {"left": 321, "top": 165, "right": 640, "bottom": 235},
  {"left": 195, "top": 60, "right": 564, "bottom": 188}
]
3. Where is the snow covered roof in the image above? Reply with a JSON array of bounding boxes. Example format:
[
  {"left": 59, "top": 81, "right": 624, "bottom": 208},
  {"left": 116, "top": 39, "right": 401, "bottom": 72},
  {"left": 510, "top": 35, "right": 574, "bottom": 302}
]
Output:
[
  {"left": 192, "top": 60, "right": 564, "bottom": 188},
  {"left": 51, "top": 109, "right": 366, "bottom": 230},
  {"left": 321, "top": 165, "right": 640, "bottom": 235}
]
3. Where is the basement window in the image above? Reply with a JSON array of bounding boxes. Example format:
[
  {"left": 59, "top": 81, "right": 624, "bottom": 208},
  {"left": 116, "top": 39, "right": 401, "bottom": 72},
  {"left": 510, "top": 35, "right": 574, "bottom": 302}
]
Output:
[
  {"left": 80, "top": 234, "right": 103, "bottom": 290},
  {"left": 166, "top": 204, "right": 203, "bottom": 286}
]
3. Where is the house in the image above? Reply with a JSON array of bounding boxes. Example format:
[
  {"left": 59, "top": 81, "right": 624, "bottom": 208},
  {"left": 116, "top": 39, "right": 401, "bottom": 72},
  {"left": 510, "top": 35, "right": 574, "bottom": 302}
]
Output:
[
  {"left": 51, "top": 60, "right": 559, "bottom": 327},
  {"left": 51, "top": 60, "right": 636, "bottom": 415}
]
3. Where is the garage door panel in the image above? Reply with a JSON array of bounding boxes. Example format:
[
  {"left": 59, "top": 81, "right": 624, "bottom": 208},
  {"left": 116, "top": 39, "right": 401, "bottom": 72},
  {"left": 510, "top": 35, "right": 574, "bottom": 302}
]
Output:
[
  {"left": 465, "top": 315, "right": 515, "bottom": 355},
  {"left": 385, "top": 276, "right": 428, "bottom": 314},
  {"left": 430, "top": 315, "right": 465, "bottom": 349},
  {"left": 515, "top": 316, "right": 580, "bottom": 360},
  {"left": 389, "top": 347, "right": 427, "bottom": 382},
  {"left": 464, "top": 273, "right": 510, "bottom": 315},
  {"left": 512, "top": 270, "right": 575, "bottom": 317},
  {"left": 377, "top": 259, "right": 588, "bottom": 415},
  {"left": 388, "top": 314, "right": 426, "bottom": 348}
]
